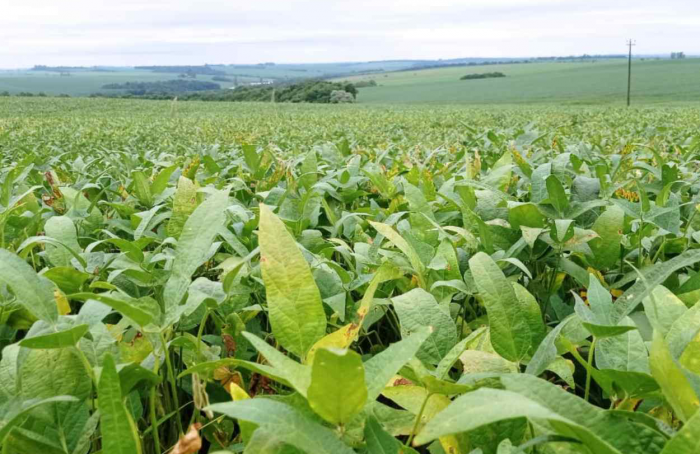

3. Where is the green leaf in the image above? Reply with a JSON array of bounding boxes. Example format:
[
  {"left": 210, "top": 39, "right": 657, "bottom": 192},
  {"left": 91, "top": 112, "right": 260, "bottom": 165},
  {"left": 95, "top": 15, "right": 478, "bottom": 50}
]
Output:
[
  {"left": 20, "top": 323, "right": 89, "bottom": 349},
  {"left": 468, "top": 252, "right": 542, "bottom": 362},
  {"left": 392, "top": 288, "right": 458, "bottom": 364},
  {"left": 574, "top": 277, "right": 636, "bottom": 338},
  {"left": 500, "top": 374, "right": 666, "bottom": 454},
  {"left": 207, "top": 399, "right": 355, "bottom": 454},
  {"left": 364, "top": 327, "right": 431, "bottom": 402},
  {"left": 545, "top": 175, "right": 568, "bottom": 215},
  {"left": 258, "top": 204, "right": 326, "bottom": 359},
  {"left": 660, "top": 409, "right": 700, "bottom": 453},
  {"left": 70, "top": 293, "right": 159, "bottom": 327},
  {"left": 131, "top": 171, "right": 153, "bottom": 207},
  {"left": 242, "top": 331, "right": 311, "bottom": 396},
  {"left": 642, "top": 286, "right": 687, "bottom": 337},
  {"left": 0, "top": 248, "right": 58, "bottom": 323},
  {"left": 299, "top": 151, "right": 318, "bottom": 191},
  {"left": 414, "top": 388, "right": 617, "bottom": 453},
  {"left": 595, "top": 317, "right": 649, "bottom": 373},
  {"left": 666, "top": 303, "right": 700, "bottom": 359},
  {"left": 0, "top": 396, "right": 78, "bottom": 442},
  {"left": 435, "top": 327, "right": 486, "bottom": 379},
  {"left": 42, "top": 267, "right": 90, "bottom": 295},
  {"left": 649, "top": 331, "right": 699, "bottom": 423},
  {"left": 308, "top": 347, "right": 367, "bottom": 425},
  {"left": 44, "top": 216, "right": 81, "bottom": 267},
  {"left": 243, "top": 144, "right": 260, "bottom": 174},
  {"left": 614, "top": 249, "right": 700, "bottom": 321},
  {"left": 525, "top": 316, "right": 575, "bottom": 377},
  {"left": 167, "top": 176, "right": 198, "bottom": 239},
  {"left": 163, "top": 187, "right": 229, "bottom": 309},
  {"left": 589, "top": 206, "right": 624, "bottom": 269},
  {"left": 369, "top": 221, "right": 426, "bottom": 288},
  {"left": 151, "top": 164, "right": 177, "bottom": 196},
  {"left": 508, "top": 203, "right": 544, "bottom": 229},
  {"left": 97, "top": 354, "right": 142, "bottom": 454},
  {"left": 177, "top": 357, "right": 293, "bottom": 390},
  {"left": 243, "top": 427, "right": 304, "bottom": 454},
  {"left": 364, "top": 415, "right": 419, "bottom": 454}
]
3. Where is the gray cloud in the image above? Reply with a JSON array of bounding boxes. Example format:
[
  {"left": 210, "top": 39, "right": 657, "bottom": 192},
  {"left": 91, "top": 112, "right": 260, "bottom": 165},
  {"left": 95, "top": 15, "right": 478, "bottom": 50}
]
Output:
[{"left": 1, "top": 0, "right": 698, "bottom": 68}]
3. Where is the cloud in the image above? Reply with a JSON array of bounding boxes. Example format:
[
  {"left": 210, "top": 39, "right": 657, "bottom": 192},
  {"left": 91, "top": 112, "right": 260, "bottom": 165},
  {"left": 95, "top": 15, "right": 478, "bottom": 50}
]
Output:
[{"left": 1, "top": 0, "right": 698, "bottom": 67}]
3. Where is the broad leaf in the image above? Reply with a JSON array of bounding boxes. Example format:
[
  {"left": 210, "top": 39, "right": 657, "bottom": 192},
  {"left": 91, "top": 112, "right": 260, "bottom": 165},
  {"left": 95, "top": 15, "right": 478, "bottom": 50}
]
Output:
[
  {"left": 258, "top": 204, "right": 327, "bottom": 359},
  {"left": 308, "top": 347, "right": 367, "bottom": 425}
]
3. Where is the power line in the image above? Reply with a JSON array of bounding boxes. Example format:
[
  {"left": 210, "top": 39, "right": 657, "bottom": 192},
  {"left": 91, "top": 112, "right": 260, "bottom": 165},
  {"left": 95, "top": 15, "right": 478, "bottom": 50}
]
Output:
[{"left": 626, "top": 39, "right": 636, "bottom": 107}]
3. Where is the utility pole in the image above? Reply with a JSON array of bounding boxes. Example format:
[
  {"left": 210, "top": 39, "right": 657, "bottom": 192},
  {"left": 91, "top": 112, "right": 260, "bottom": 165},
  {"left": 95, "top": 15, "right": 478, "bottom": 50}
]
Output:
[{"left": 626, "top": 39, "right": 636, "bottom": 107}]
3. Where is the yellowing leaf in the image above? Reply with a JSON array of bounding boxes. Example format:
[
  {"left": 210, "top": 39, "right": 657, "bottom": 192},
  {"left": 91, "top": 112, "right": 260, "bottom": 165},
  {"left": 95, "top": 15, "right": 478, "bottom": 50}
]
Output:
[{"left": 259, "top": 204, "right": 326, "bottom": 359}]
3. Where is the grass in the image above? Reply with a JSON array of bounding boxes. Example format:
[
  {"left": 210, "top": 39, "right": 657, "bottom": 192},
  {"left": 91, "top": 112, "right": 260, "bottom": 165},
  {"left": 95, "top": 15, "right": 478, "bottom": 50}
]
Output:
[{"left": 341, "top": 58, "right": 700, "bottom": 105}]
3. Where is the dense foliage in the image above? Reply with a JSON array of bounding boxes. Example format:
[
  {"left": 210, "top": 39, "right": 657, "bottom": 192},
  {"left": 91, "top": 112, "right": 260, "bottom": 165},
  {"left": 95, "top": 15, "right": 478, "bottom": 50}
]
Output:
[
  {"left": 99, "top": 79, "right": 360, "bottom": 103},
  {"left": 1, "top": 98, "right": 700, "bottom": 454},
  {"left": 460, "top": 72, "right": 506, "bottom": 80},
  {"left": 102, "top": 80, "right": 221, "bottom": 95}
]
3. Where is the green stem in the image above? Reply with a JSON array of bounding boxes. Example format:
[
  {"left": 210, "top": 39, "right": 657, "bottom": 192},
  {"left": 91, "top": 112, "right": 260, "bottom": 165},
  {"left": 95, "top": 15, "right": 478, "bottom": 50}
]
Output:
[
  {"left": 74, "top": 347, "right": 97, "bottom": 386},
  {"left": 160, "top": 332, "right": 184, "bottom": 435},
  {"left": 149, "top": 356, "right": 161, "bottom": 454},
  {"left": 637, "top": 218, "right": 644, "bottom": 268},
  {"left": 406, "top": 393, "right": 432, "bottom": 448},
  {"left": 584, "top": 338, "right": 597, "bottom": 402},
  {"left": 196, "top": 309, "right": 210, "bottom": 353}
]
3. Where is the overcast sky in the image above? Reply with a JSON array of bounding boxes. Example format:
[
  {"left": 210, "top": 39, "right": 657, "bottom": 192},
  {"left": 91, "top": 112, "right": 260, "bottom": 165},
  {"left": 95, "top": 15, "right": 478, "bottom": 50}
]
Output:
[{"left": 1, "top": 0, "right": 698, "bottom": 68}]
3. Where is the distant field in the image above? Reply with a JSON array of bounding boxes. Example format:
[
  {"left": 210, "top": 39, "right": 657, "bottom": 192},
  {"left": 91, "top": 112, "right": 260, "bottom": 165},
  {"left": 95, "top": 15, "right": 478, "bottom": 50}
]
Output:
[
  {"left": 341, "top": 58, "right": 700, "bottom": 105},
  {"left": 0, "top": 61, "right": 419, "bottom": 96},
  {"left": 0, "top": 69, "right": 239, "bottom": 96}
]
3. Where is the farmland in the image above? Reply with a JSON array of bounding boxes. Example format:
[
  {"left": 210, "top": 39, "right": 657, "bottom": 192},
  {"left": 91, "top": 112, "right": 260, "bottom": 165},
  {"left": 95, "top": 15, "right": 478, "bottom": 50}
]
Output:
[
  {"left": 0, "top": 61, "right": 419, "bottom": 97},
  {"left": 2, "top": 96, "right": 700, "bottom": 454},
  {"left": 344, "top": 58, "right": 700, "bottom": 105}
]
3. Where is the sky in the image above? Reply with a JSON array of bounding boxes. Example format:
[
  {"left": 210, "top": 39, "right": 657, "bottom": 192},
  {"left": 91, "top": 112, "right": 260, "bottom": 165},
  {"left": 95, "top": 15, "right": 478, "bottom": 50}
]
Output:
[{"left": 1, "top": 0, "right": 698, "bottom": 68}]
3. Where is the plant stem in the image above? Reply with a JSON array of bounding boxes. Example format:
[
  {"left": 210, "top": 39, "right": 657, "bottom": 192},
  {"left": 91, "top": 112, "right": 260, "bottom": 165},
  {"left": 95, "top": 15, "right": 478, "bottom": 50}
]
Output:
[
  {"left": 196, "top": 309, "right": 210, "bottom": 353},
  {"left": 406, "top": 392, "right": 432, "bottom": 448},
  {"left": 584, "top": 337, "right": 597, "bottom": 402},
  {"left": 637, "top": 218, "right": 644, "bottom": 268},
  {"left": 160, "top": 332, "right": 184, "bottom": 435},
  {"left": 149, "top": 356, "right": 161, "bottom": 454}
]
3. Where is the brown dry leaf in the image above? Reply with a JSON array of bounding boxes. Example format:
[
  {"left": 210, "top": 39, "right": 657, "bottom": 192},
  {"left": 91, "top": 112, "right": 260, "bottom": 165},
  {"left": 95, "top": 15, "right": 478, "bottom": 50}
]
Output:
[{"left": 172, "top": 423, "right": 202, "bottom": 454}]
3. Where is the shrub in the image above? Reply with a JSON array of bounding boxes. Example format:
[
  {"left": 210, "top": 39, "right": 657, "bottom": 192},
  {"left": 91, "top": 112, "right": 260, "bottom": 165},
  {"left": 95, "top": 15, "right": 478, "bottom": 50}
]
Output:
[
  {"left": 460, "top": 72, "right": 506, "bottom": 80},
  {"left": 330, "top": 90, "right": 355, "bottom": 103}
]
